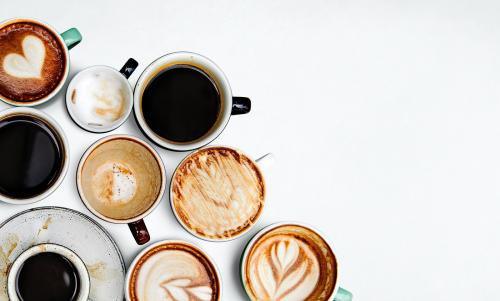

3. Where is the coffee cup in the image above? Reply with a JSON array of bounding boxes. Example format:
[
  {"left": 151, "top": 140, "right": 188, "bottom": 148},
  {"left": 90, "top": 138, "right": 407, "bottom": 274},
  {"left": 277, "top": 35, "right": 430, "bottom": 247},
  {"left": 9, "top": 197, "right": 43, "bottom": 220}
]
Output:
[
  {"left": 7, "top": 243, "right": 90, "bottom": 301},
  {"left": 76, "top": 134, "right": 166, "bottom": 245},
  {"left": 125, "top": 240, "right": 222, "bottom": 301},
  {"left": 0, "top": 107, "right": 69, "bottom": 204},
  {"left": 133, "top": 51, "right": 251, "bottom": 151},
  {"left": 170, "top": 145, "right": 273, "bottom": 241},
  {"left": 240, "top": 222, "right": 353, "bottom": 301},
  {"left": 0, "top": 18, "right": 82, "bottom": 106},
  {"left": 66, "top": 58, "right": 138, "bottom": 133}
]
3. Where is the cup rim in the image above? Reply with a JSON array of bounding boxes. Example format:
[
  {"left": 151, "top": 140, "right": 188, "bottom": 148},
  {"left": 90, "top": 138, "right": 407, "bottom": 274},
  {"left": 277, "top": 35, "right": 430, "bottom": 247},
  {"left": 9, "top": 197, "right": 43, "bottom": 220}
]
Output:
[
  {"left": 76, "top": 134, "right": 166, "bottom": 224},
  {"left": 65, "top": 65, "right": 134, "bottom": 133},
  {"left": 133, "top": 51, "right": 233, "bottom": 151},
  {"left": 124, "top": 239, "right": 222, "bottom": 301},
  {"left": 169, "top": 145, "right": 267, "bottom": 242},
  {"left": 239, "top": 221, "right": 341, "bottom": 301},
  {"left": 0, "top": 107, "right": 69, "bottom": 204},
  {"left": 0, "top": 17, "right": 71, "bottom": 107},
  {"left": 7, "top": 243, "right": 91, "bottom": 301}
]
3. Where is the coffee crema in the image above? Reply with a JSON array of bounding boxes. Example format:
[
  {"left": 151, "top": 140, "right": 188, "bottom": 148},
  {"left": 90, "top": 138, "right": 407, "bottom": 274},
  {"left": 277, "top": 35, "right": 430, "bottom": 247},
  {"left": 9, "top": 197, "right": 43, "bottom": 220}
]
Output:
[
  {"left": 129, "top": 242, "right": 220, "bottom": 301},
  {"left": 171, "top": 147, "right": 265, "bottom": 240},
  {"left": 0, "top": 21, "right": 66, "bottom": 102},
  {"left": 79, "top": 138, "right": 162, "bottom": 220},
  {"left": 243, "top": 224, "right": 337, "bottom": 301}
]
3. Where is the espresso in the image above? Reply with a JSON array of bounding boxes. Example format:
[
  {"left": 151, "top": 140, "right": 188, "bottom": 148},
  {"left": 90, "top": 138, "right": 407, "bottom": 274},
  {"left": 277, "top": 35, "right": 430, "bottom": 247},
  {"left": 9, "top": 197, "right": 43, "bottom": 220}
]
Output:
[
  {"left": 16, "top": 252, "right": 80, "bottom": 301},
  {"left": 0, "top": 21, "right": 66, "bottom": 102},
  {"left": 141, "top": 65, "right": 221, "bottom": 143},
  {"left": 0, "top": 115, "right": 64, "bottom": 199}
]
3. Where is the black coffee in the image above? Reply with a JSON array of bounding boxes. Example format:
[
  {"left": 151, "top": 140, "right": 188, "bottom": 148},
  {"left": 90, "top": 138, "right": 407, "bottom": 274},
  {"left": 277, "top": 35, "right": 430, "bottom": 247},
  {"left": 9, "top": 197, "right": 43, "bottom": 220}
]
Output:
[
  {"left": 16, "top": 252, "right": 80, "bottom": 301},
  {"left": 0, "top": 115, "right": 63, "bottom": 199},
  {"left": 141, "top": 65, "right": 221, "bottom": 143}
]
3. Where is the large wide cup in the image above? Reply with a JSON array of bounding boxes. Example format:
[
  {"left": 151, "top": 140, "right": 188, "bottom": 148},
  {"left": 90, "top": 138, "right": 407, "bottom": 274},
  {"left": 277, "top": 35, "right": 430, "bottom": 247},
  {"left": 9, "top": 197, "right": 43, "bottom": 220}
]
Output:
[
  {"left": 0, "top": 18, "right": 82, "bottom": 106},
  {"left": 76, "top": 135, "right": 166, "bottom": 245},
  {"left": 0, "top": 107, "right": 69, "bottom": 204},
  {"left": 240, "top": 222, "right": 353, "bottom": 301},
  {"left": 133, "top": 51, "right": 251, "bottom": 151}
]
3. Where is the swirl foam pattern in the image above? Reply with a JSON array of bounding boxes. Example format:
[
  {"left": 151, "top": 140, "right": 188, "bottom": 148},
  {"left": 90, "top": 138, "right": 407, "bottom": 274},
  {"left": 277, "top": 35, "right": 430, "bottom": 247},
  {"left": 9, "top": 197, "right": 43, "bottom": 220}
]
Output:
[
  {"left": 172, "top": 147, "right": 265, "bottom": 240},
  {"left": 244, "top": 225, "right": 337, "bottom": 301},
  {"left": 129, "top": 243, "right": 220, "bottom": 301}
]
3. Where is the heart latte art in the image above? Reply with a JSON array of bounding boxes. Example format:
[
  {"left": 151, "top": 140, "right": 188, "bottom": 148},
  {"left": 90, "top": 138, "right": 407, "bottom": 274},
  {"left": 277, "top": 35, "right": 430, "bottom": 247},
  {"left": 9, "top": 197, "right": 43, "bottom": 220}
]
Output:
[
  {"left": 244, "top": 225, "right": 337, "bottom": 301},
  {"left": 129, "top": 242, "right": 220, "bottom": 301},
  {"left": 172, "top": 147, "right": 265, "bottom": 240},
  {"left": 4, "top": 35, "right": 45, "bottom": 78},
  {"left": 0, "top": 21, "right": 66, "bottom": 102}
]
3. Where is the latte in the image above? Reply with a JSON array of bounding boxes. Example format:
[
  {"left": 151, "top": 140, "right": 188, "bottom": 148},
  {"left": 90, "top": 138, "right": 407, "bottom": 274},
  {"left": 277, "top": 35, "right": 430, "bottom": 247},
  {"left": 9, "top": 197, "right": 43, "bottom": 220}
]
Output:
[
  {"left": 128, "top": 241, "right": 220, "bottom": 301},
  {"left": 242, "top": 224, "right": 337, "bottom": 301},
  {"left": 171, "top": 146, "right": 265, "bottom": 240},
  {"left": 78, "top": 137, "right": 163, "bottom": 220},
  {"left": 0, "top": 21, "right": 66, "bottom": 103}
]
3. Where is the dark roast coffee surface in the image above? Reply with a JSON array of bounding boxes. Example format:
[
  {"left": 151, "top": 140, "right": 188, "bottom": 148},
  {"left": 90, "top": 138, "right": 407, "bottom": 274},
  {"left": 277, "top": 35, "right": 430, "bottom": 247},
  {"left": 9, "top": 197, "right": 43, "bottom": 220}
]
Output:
[
  {"left": 142, "top": 65, "right": 221, "bottom": 143},
  {"left": 0, "top": 116, "right": 63, "bottom": 199},
  {"left": 16, "top": 252, "right": 80, "bottom": 301}
]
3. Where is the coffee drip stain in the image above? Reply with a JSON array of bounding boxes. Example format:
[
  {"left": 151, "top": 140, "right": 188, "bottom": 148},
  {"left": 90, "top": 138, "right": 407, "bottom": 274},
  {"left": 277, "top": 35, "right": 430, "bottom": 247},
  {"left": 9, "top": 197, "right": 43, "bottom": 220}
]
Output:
[
  {"left": 71, "top": 89, "right": 77, "bottom": 103},
  {"left": 37, "top": 216, "right": 52, "bottom": 236},
  {"left": 0, "top": 234, "right": 20, "bottom": 299},
  {"left": 87, "top": 261, "right": 120, "bottom": 281}
]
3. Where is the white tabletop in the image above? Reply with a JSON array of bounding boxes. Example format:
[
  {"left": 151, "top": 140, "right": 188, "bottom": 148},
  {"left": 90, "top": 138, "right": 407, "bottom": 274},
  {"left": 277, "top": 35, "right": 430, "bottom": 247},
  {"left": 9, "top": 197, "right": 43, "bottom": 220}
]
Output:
[{"left": 1, "top": 1, "right": 500, "bottom": 300}]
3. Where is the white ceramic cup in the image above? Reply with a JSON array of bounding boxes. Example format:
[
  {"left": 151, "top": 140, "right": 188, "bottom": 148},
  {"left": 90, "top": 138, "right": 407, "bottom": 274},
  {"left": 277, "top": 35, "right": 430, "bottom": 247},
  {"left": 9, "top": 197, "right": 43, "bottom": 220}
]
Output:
[
  {"left": 170, "top": 145, "right": 274, "bottom": 242},
  {"left": 65, "top": 58, "right": 138, "bottom": 133},
  {"left": 240, "top": 222, "right": 353, "bottom": 301},
  {"left": 7, "top": 243, "right": 90, "bottom": 301},
  {"left": 0, "top": 107, "right": 69, "bottom": 204},
  {"left": 133, "top": 51, "right": 251, "bottom": 151},
  {"left": 0, "top": 18, "right": 82, "bottom": 106},
  {"left": 124, "top": 240, "right": 222, "bottom": 301}
]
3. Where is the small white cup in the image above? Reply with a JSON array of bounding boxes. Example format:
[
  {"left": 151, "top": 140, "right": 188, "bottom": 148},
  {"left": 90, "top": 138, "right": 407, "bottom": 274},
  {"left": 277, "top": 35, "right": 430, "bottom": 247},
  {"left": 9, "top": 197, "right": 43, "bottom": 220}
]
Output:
[
  {"left": 133, "top": 51, "right": 251, "bottom": 151},
  {"left": 66, "top": 59, "right": 138, "bottom": 133},
  {"left": 7, "top": 243, "right": 90, "bottom": 301}
]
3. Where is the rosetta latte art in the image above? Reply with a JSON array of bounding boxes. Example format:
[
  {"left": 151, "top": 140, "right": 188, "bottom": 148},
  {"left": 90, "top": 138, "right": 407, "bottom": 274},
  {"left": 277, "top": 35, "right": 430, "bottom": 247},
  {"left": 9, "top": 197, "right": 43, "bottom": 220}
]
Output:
[{"left": 249, "top": 237, "right": 320, "bottom": 301}]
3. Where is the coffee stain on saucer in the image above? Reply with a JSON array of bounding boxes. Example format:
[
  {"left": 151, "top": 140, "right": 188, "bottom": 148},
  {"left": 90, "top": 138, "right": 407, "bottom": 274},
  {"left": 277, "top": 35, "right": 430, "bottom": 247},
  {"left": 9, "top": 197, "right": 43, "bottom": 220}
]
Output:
[
  {"left": 37, "top": 216, "right": 52, "bottom": 236},
  {"left": 87, "top": 261, "right": 120, "bottom": 281}
]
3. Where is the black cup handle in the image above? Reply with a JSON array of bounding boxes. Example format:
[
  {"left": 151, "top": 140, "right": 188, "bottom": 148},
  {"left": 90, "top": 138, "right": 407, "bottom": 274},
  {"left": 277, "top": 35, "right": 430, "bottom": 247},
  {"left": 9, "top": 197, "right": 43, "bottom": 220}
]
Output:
[
  {"left": 119, "top": 58, "right": 139, "bottom": 79},
  {"left": 232, "top": 97, "right": 251, "bottom": 115}
]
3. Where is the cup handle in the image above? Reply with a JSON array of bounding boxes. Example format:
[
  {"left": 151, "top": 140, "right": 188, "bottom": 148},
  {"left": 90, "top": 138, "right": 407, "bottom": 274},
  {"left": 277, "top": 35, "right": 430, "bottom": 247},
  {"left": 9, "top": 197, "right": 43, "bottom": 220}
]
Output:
[
  {"left": 255, "top": 153, "right": 275, "bottom": 171},
  {"left": 119, "top": 58, "right": 139, "bottom": 79},
  {"left": 232, "top": 97, "right": 251, "bottom": 115},
  {"left": 60, "top": 28, "right": 82, "bottom": 50},
  {"left": 334, "top": 287, "right": 353, "bottom": 301},
  {"left": 128, "top": 219, "right": 150, "bottom": 245}
]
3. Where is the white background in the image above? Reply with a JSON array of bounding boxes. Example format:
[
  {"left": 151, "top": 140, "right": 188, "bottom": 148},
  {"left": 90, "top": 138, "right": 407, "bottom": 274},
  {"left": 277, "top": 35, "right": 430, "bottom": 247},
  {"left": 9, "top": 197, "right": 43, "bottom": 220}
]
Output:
[{"left": 1, "top": 0, "right": 500, "bottom": 300}]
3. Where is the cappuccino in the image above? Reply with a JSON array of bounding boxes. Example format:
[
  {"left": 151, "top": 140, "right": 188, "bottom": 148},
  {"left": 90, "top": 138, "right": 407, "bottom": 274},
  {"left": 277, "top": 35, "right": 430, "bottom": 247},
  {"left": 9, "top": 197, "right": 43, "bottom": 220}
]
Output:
[
  {"left": 0, "top": 21, "right": 66, "bottom": 103},
  {"left": 171, "top": 146, "right": 265, "bottom": 240},
  {"left": 127, "top": 241, "right": 221, "bottom": 301},
  {"left": 242, "top": 224, "right": 337, "bottom": 301}
]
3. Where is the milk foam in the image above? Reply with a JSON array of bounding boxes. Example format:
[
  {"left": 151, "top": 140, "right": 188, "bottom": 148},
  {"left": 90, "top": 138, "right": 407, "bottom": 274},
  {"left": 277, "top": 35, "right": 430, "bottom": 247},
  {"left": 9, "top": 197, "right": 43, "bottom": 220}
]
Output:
[
  {"left": 135, "top": 249, "right": 214, "bottom": 301},
  {"left": 3, "top": 35, "right": 45, "bottom": 79},
  {"left": 92, "top": 162, "right": 137, "bottom": 204},
  {"left": 69, "top": 69, "right": 129, "bottom": 128},
  {"left": 248, "top": 236, "right": 321, "bottom": 301}
]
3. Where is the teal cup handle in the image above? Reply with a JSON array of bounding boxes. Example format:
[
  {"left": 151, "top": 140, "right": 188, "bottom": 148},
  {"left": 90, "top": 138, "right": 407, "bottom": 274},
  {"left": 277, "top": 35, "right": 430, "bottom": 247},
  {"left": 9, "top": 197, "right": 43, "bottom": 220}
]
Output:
[
  {"left": 60, "top": 28, "right": 82, "bottom": 50},
  {"left": 334, "top": 287, "right": 353, "bottom": 301}
]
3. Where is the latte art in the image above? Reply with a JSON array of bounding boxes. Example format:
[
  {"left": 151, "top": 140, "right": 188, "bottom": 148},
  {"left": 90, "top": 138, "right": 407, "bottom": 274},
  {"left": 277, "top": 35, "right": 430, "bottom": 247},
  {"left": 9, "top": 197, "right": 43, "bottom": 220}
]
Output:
[
  {"left": 0, "top": 21, "right": 66, "bottom": 102},
  {"left": 129, "top": 243, "right": 220, "bottom": 301},
  {"left": 244, "top": 225, "right": 337, "bottom": 301},
  {"left": 4, "top": 35, "right": 45, "bottom": 78},
  {"left": 172, "top": 147, "right": 265, "bottom": 240}
]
